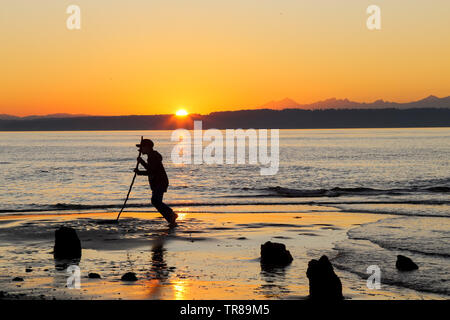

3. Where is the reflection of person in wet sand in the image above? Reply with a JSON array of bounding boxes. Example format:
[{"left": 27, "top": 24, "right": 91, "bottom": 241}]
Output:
[
  {"left": 146, "top": 230, "right": 175, "bottom": 298},
  {"left": 150, "top": 240, "right": 170, "bottom": 281},
  {"left": 134, "top": 139, "right": 178, "bottom": 227}
]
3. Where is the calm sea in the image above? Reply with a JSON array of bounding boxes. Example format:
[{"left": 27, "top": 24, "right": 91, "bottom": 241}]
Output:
[{"left": 0, "top": 128, "right": 449, "bottom": 294}]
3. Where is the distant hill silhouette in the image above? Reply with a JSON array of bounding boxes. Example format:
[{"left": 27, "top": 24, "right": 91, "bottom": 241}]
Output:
[
  {"left": 0, "top": 113, "right": 90, "bottom": 120},
  {"left": 0, "top": 108, "right": 449, "bottom": 131},
  {"left": 252, "top": 95, "right": 450, "bottom": 110},
  {"left": 0, "top": 114, "right": 20, "bottom": 120}
]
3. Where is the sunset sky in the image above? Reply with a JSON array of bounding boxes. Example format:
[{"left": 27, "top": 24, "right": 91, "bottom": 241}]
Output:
[{"left": 1, "top": 0, "right": 450, "bottom": 116}]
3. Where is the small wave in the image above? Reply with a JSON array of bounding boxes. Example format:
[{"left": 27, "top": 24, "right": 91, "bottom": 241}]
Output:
[
  {"left": 349, "top": 232, "right": 450, "bottom": 258},
  {"left": 347, "top": 217, "right": 450, "bottom": 257},
  {"left": 426, "top": 186, "right": 450, "bottom": 193},
  {"left": 0, "top": 201, "right": 320, "bottom": 214},
  {"left": 333, "top": 205, "right": 450, "bottom": 218},
  {"left": 0, "top": 203, "right": 145, "bottom": 214},
  {"left": 266, "top": 185, "right": 450, "bottom": 198},
  {"left": 0, "top": 199, "right": 449, "bottom": 216}
]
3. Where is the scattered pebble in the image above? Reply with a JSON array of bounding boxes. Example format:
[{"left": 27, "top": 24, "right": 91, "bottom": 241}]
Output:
[{"left": 121, "top": 272, "right": 137, "bottom": 281}]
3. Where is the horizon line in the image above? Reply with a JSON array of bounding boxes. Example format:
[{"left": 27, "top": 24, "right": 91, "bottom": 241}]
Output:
[{"left": 1, "top": 94, "right": 449, "bottom": 118}]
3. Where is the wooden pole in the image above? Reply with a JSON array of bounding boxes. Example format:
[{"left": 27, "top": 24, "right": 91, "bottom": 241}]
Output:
[{"left": 116, "top": 136, "right": 143, "bottom": 221}]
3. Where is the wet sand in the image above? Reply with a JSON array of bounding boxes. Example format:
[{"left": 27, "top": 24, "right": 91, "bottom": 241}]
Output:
[{"left": 0, "top": 206, "right": 445, "bottom": 300}]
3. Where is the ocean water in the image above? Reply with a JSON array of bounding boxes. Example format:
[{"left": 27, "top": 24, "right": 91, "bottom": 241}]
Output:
[{"left": 0, "top": 128, "right": 449, "bottom": 295}]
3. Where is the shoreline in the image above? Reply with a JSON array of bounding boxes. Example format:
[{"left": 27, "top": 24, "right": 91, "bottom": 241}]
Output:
[{"left": 0, "top": 208, "right": 447, "bottom": 300}]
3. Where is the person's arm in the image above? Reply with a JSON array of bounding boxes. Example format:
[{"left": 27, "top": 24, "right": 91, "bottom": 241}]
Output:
[
  {"left": 134, "top": 168, "right": 149, "bottom": 176},
  {"left": 135, "top": 156, "right": 153, "bottom": 177},
  {"left": 137, "top": 156, "right": 149, "bottom": 170}
]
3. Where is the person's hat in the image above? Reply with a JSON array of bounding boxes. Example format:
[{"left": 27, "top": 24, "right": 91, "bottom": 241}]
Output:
[{"left": 136, "top": 139, "right": 154, "bottom": 148}]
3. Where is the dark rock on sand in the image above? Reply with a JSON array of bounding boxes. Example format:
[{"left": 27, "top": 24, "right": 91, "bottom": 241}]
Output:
[
  {"left": 88, "top": 273, "right": 101, "bottom": 279},
  {"left": 396, "top": 255, "right": 419, "bottom": 271},
  {"left": 306, "top": 255, "right": 343, "bottom": 300},
  {"left": 12, "top": 277, "right": 24, "bottom": 282},
  {"left": 121, "top": 272, "right": 138, "bottom": 281},
  {"left": 260, "top": 241, "right": 293, "bottom": 266},
  {"left": 54, "top": 226, "right": 82, "bottom": 259},
  {"left": 25, "top": 268, "right": 32, "bottom": 272}
]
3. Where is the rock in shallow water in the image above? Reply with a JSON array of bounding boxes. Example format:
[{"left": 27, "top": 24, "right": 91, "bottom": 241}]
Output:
[
  {"left": 88, "top": 273, "right": 101, "bottom": 279},
  {"left": 12, "top": 277, "right": 24, "bottom": 282},
  {"left": 260, "top": 241, "right": 293, "bottom": 266},
  {"left": 306, "top": 255, "right": 343, "bottom": 300},
  {"left": 121, "top": 272, "right": 138, "bottom": 281},
  {"left": 54, "top": 226, "right": 82, "bottom": 259},
  {"left": 396, "top": 255, "right": 419, "bottom": 271}
]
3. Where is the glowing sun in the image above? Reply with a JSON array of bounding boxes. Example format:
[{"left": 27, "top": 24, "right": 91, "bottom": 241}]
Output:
[{"left": 175, "top": 109, "right": 189, "bottom": 116}]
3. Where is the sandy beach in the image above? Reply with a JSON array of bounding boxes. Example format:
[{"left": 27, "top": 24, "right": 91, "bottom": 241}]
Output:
[{"left": 0, "top": 205, "right": 445, "bottom": 300}]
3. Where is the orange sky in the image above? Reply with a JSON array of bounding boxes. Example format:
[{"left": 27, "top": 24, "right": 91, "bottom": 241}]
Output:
[{"left": 1, "top": 0, "right": 450, "bottom": 116}]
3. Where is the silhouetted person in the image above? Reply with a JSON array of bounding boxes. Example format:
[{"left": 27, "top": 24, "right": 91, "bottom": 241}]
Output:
[{"left": 135, "top": 139, "right": 178, "bottom": 226}]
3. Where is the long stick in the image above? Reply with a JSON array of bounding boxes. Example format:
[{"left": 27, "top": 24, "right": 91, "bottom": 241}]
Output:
[{"left": 116, "top": 136, "right": 143, "bottom": 221}]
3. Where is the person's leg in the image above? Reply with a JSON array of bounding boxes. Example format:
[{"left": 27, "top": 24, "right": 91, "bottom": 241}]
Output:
[
  {"left": 151, "top": 189, "right": 177, "bottom": 224},
  {"left": 160, "top": 194, "right": 178, "bottom": 225},
  {"left": 151, "top": 190, "right": 168, "bottom": 220}
]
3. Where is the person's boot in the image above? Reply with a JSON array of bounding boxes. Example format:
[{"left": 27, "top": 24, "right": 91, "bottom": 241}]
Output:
[
  {"left": 163, "top": 209, "right": 178, "bottom": 227},
  {"left": 168, "top": 211, "right": 178, "bottom": 228}
]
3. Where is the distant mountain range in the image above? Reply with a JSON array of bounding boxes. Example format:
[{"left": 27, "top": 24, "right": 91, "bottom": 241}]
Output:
[
  {"left": 256, "top": 95, "right": 450, "bottom": 111},
  {"left": 1, "top": 96, "right": 449, "bottom": 120},
  {"left": 0, "top": 113, "right": 90, "bottom": 120}
]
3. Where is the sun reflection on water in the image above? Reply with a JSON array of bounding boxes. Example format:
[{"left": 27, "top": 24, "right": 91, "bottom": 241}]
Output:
[
  {"left": 175, "top": 207, "right": 191, "bottom": 220},
  {"left": 172, "top": 279, "right": 187, "bottom": 300}
]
